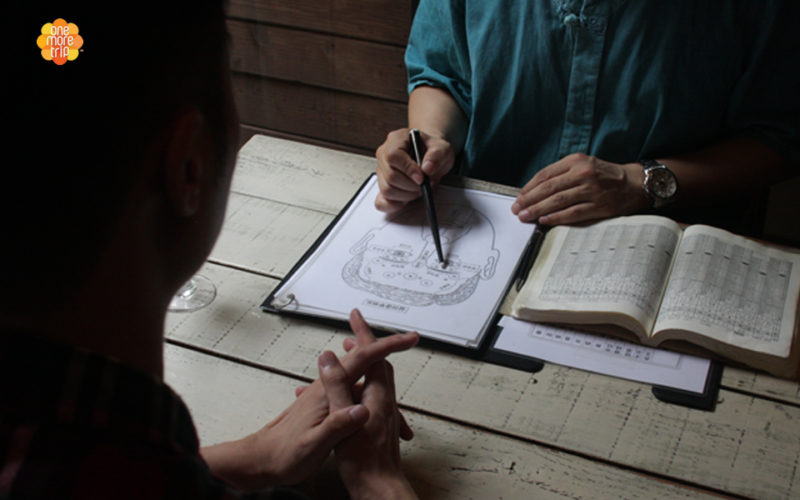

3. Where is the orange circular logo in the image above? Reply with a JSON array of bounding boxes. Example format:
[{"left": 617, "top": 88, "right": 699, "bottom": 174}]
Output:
[{"left": 37, "top": 19, "right": 83, "bottom": 65}]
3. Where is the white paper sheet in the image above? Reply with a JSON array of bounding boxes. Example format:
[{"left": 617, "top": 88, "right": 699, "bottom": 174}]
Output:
[
  {"left": 271, "top": 175, "right": 536, "bottom": 347},
  {"left": 495, "top": 316, "right": 711, "bottom": 393}
]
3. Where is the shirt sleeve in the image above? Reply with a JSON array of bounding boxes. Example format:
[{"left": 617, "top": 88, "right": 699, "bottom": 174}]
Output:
[
  {"left": 727, "top": 1, "right": 800, "bottom": 166},
  {"left": 405, "top": 0, "right": 473, "bottom": 116}
]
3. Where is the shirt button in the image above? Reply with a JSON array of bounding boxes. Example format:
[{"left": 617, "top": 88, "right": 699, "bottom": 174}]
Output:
[{"left": 563, "top": 13, "right": 580, "bottom": 27}]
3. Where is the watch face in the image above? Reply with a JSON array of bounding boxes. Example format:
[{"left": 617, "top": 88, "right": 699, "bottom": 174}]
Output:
[{"left": 646, "top": 167, "right": 677, "bottom": 199}]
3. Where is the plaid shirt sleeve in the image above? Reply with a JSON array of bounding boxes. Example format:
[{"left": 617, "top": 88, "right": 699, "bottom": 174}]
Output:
[{"left": 0, "top": 333, "right": 307, "bottom": 500}]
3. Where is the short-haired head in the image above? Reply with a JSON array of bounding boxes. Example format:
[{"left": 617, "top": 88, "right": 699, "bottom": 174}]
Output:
[{"left": 5, "top": 1, "right": 231, "bottom": 312}]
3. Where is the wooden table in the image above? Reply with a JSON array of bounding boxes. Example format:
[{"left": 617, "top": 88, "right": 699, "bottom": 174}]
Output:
[{"left": 163, "top": 135, "right": 800, "bottom": 499}]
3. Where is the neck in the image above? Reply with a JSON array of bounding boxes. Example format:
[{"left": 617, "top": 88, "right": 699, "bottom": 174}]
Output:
[
  {"left": 3, "top": 220, "right": 176, "bottom": 380},
  {"left": 3, "top": 293, "right": 168, "bottom": 380}
]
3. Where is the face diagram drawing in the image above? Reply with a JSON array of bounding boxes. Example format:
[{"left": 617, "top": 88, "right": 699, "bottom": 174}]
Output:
[{"left": 342, "top": 203, "right": 501, "bottom": 307}]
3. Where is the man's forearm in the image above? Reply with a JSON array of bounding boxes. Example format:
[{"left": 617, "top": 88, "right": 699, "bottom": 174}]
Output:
[
  {"left": 408, "top": 85, "right": 468, "bottom": 153},
  {"left": 659, "top": 136, "right": 793, "bottom": 206},
  {"left": 200, "top": 437, "right": 269, "bottom": 491}
]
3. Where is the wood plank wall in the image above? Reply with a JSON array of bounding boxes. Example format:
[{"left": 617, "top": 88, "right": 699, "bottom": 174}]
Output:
[{"left": 227, "top": 0, "right": 414, "bottom": 155}]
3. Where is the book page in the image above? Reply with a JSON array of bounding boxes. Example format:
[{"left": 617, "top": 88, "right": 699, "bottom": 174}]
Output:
[
  {"left": 514, "top": 216, "right": 682, "bottom": 335},
  {"left": 270, "top": 175, "right": 536, "bottom": 347},
  {"left": 654, "top": 225, "right": 800, "bottom": 358}
]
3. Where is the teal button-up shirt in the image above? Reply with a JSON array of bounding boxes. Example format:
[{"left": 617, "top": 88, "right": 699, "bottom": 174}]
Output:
[{"left": 406, "top": 0, "right": 800, "bottom": 188}]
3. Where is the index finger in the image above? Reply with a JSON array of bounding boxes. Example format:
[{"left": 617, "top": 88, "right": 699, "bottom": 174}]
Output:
[
  {"left": 339, "top": 330, "right": 419, "bottom": 385},
  {"left": 519, "top": 155, "right": 575, "bottom": 196},
  {"left": 318, "top": 350, "right": 354, "bottom": 411},
  {"left": 349, "top": 308, "right": 376, "bottom": 346},
  {"left": 378, "top": 130, "right": 425, "bottom": 186}
]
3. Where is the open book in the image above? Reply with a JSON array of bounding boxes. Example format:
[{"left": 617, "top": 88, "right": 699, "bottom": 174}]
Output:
[{"left": 511, "top": 215, "right": 800, "bottom": 379}]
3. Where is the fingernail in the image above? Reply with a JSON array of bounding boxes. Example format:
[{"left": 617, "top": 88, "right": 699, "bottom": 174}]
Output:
[
  {"left": 519, "top": 209, "right": 530, "bottom": 221},
  {"left": 319, "top": 351, "right": 336, "bottom": 370},
  {"left": 349, "top": 405, "right": 368, "bottom": 421},
  {"left": 412, "top": 172, "right": 424, "bottom": 185},
  {"left": 421, "top": 160, "right": 435, "bottom": 175},
  {"left": 511, "top": 202, "right": 521, "bottom": 214}
]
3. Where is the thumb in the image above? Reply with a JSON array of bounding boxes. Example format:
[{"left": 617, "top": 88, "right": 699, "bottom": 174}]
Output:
[{"left": 421, "top": 145, "right": 453, "bottom": 179}]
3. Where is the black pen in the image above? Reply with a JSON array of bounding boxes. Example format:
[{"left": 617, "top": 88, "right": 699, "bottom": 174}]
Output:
[
  {"left": 410, "top": 129, "right": 445, "bottom": 267},
  {"left": 515, "top": 225, "right": 546, "bottom": 291}
]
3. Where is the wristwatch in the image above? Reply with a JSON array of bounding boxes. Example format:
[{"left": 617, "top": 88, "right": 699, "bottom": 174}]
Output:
[{"left": 640, "top": 159, "right": 677, "bottom": 208}]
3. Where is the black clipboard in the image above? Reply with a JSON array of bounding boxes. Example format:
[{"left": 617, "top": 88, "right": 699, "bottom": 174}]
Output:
[
  {"left": 652, "top": 360, "right": 723, "bottom": 411},
  {"left": 262, "top": 173, "right": 544, "bottom": 371}
]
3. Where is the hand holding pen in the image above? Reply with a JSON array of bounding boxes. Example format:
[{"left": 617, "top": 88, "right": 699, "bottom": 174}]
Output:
[{"left": 374, "top": 128, "right": 457, "bottom": 215}]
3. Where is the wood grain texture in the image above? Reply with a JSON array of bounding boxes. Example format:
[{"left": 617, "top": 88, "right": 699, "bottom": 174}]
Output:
[
  {"left": 233, "top": 73, "right": 407, "bottom": 151},
  {"left": 165, "top": 262, "right": 800, "bottom": 499},
  {"left": 210, "top": 192, "right": 334, "bottom": 277},
  {"left": 226, "top": 0, "right": 413, "bottom": 46},
  {"left": 238, "top": 124, "right": 374, "bottom": 156},
  {"left": 228, "top": 19, "right": 407, "bottom": 102},
  {"left": 722, "top": 366, "right": 800, "bottom": 406},
  {"left": 164, "top": 343, "right": 718, "bottom": 499},
  {"left": 172, "top": 135, "right": 800, "bottom": 498},
  {"left": 231, "top": 135, "right": 375, "bottom": 213}
]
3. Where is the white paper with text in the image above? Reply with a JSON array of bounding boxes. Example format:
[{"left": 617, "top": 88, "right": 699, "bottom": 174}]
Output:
[{"left": 495, "top": 316, "right": 711, "bottom": 393}]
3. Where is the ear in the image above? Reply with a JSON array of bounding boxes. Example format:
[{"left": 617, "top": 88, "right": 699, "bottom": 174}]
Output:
[
  {"left": 481, "top": 248, "right": 500, "bottom": 279},
  {"left": 163, "top": 108, "right": 206, "bottom": 217},
  {"left": 350, "top": 231, "right": 375, "bottom": 255}
]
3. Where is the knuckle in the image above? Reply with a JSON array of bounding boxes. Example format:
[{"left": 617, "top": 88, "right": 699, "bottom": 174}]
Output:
[
  {"left": 533, "top": 169, "right": 553, "bottom": 183},
  {"left": 567, "top": 152, "right": 587, "bottom": 163},
  {"left": 550, "top": 192, "right": 568, "bottom": 207},
  {"left": 383, "top": 167, "right": 400, "bottom": 184},
  {"left": 576, "top": 165, "right": 595, "bottom": 180},
  {"left": 540, "top": 179, "right": 557, "bottom": 197},
  {"left": 376, "top": 174, "right": 389, "bottom": 190},
  {"left": 385, "top": 148, "right": 407, "bottom": 167},
  {"left": 568, "top": 204, "right": 586, "bottom": 218},
  {"left": 384, "top": 169, "right": 411, "bottom": 190},
  {"left": 576, "top": 182, "right": 594, "bottom": 197}
]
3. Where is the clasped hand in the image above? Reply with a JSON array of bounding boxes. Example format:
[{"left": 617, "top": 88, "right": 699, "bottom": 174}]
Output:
[{"left": 201, "top": 309, "right": 419, "bottom": 498}]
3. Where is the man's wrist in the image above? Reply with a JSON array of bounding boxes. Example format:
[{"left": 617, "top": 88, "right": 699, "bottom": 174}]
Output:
[
  {"left": 201, "top": 433, "right": 278, "bottom": 492},
  {"left": 622, "top": 162, "right": 652, "bottom": 211},
  {"left": 344, "top": 472, "right": 417, "bottom": 500},
  {"left": 639, "top": 159, "right": 679, "bottom": 208}
]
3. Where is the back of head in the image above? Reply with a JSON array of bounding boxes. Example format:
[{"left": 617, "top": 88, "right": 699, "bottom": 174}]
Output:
[{"left": 5, "top": 1, "right": 227, "bottom": 314}]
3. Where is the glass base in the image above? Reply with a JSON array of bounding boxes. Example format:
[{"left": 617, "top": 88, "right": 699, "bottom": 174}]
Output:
[{"left": 168, "top": 275, "right": 216, "bottom": 312}]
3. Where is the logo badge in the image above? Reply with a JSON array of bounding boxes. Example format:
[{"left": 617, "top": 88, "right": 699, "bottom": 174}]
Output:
[{"left": 37, "top": 19, "right": 83, "bottom": 65}]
